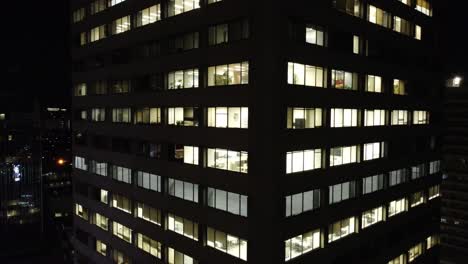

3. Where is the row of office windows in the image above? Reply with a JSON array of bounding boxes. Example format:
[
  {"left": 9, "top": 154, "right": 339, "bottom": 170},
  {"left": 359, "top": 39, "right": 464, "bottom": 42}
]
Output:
[
  {"left": 287, "top": 108, "right": 430, "bottom": 129},
  {"left": 284, "top": 190, "right": 440, "bottom": 261},
  {"left": 79, "top": 107, "right": 248, "bottom": 129},
  {"left": 286, "top": 142, "right": 386, "bottom": 174},
  {"left": 388, "top": 235, "right": 439, "bottom": 264},
  {"left": 74, "top": 19, "right": 249, "bottom": 73},
  {"left": 333, "top": 0, "right": 431, "bottom": 21},
  {"left": 288, "top": 62, "right": 410, "bottom": 95},
  {"left": 76, "top": 205, "right": 198, "bottom": 263},
  {"left": 75, "top": 156, "right": 248, "bottom": 216},
  {"left": 78, "top": 106, "right": 429, "bottom": 132},
  {"left": 78, "top": 3, "right": 246, "bottom": 46},
  {"left": 73, "top": 62, "right": 249, "bottom": 96},
  {"left": 73, "top": 0, "right": 226, "bottom": 23},
  {"left": 76, "top": 155, "right": 440, "bottom": 222},
  {"left": 285, "top": 167, "right": 440, "bottom": 218},
  {"left": 76, "top": 202, "right": 247, "bottom": 261}
]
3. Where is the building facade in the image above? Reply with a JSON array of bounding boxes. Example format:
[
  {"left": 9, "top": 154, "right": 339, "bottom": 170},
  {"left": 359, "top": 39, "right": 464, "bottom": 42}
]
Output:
[
  {"left": 441, "top": 76, "right": 468, "bottom": 264},
  {"left": 71, "top": 0, "right": 441, "bottom": 263}
]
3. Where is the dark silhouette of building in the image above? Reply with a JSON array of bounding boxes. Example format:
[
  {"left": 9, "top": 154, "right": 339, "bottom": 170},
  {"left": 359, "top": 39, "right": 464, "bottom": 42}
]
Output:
[
  {"left": 441, "top": 75, "right": 468, "bottom": 264},
  {"left": 71, "top": 0, "right": 442, "bottom": 263}
]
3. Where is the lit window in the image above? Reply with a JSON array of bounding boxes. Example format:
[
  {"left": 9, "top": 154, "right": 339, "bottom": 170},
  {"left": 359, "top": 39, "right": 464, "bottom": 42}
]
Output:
[
  {"left": 167, "top": 107, "right": 199, "bottom": 126},
  {"left": 208, "top": 62, "right": 249, "bottom": 86},
  {"left": 389, "top": 169, "right": 407, "bottom": 187},
  {"left": 285, "top": 229, "right": 321, "bottom": 261},
  {"left": 363, "top": 142, "right": 385, "bottom": 161},
  {"left": 134, "top": 108, "right": 161, "bottom": 124},
  {"left": 415, "top": 25, "right": 422, "bottom": 40},
  {"left": 330, "top": 145, "right": 359, "bottom": 166},
  {"left": 361, "top": 206, "right": 384, "bottom": 228},
  {"left": 411, "top": 163, "right": 426, "bottom": 180},
  {"left": 388, "top": 254, "right": 406, "bottom": 264},
  {"left": 410, "top": 192, "right": 425, "bottom": 207},
  {"left": 167, "top": 68, "right": 199, "bottom": 89},
  {"left": 90, "top": 25, "right": 106, "bottom": 42},
  {"left": 393, "top": 16, "right": 411, "bottom": 36},
  {"left": 331, "top": 108, "right": 358, "bottom": 127},
  {"left": 91, "top": 108, "right": 105, "bottom": 122},
  {"left": 108, "top": 0, "right": 125, "bottom": 7},
  {"left": 167, "top": 248, "right": 198, "bottom": 264},
  {"left": 111, "top": 165, "right": 132, "bottom": 184},
  {"left": 112, "top": 221, "right": 132, "bottom": 243},
  {"left": 90, "top": 0, "right": 107, "bottom": 15},
  {"left": 112, "top": 108, "right": 131, "bottom": 123},
  {"left": 328, "top": 217, "right": 356, "bottom": 242},
  {"left": 136, "top": 233, "right": 162, "bottom": 259},
  {"left": 353, "top": 35, "right": 361, "bottom": 54},
  {"left": 112, "top": 249, "right": 131, "bottom": 264},
  {"left": 287, "top": 62, "right": 326, "bottom": 87},
  {"left": 176, "top": 146, "right": 199, "bottom": 165},
  {"left": 427, "top": 235, "right": 440, "bottom": 249},
  {"left": 207, "top": 0, "right": 222, "bottom": 3},
  {"left": 398, "top": 0, "right": 409, "bottom": 5},
  {"left": 135, "top": 5, "right": 161, "bottom": 27},
  {"left": 391, "top": 110, "right": 408, "bottom": 125},
  {"left": 415, "top": 0, "right": 432, "bottom": 16},
  {"left": 413, "top": 110, "right": 429, "bottom": 124},
  {"left": 167, "top": 0, "right": 200, "bottom": 17},
  {"left": 168, "top": 178, "right": 199, "bottom": 203},
  {"left": 92, "top": 213, "right": 109, "bottom": 230},
  {"left": 135, "top": 202, "right": 161, "bottom": 225},
  {"left": 286, "top": 149, "right": 322, "bottom": 174},
  {"left": 428, "top": 185, "right": 440, "bottom": 200},
  {"left": 285, "top": 189, "right": 320, "bottom": 217},
  {"left": 72, "top": 8, "right": 85, "bottom": 23},
  {"left": 334, "top": 0, "right": 362, "bottom": 17},
  {"left": 207, "top": 227, "right": 247, "bottom": 261},
  {"left": 207, "top": 187, "right": 248, "bottom": 217},
  {"left": 100, "top": 189, "right": 108, "bottom": 204},
  {"left": 89, "top": 160, "right": 108, "bottom": 176},
  {"left": 364, "top": 109, "right": 386, "bottom": 126},
  {"left": 137, "top": 171, "right": 161, "bottom": 192},
  {"left": 206, "top": 148, "right": 248, "bottom": 173},
  {"left": 331, "top": 70, "right": 358, "bottom": 90},
  {"left": 110, "top": 80, "right": 130, "bottom": 94},
  {"left": 75, "top": 204, "right": 88, "bottom": 220},
  {"left": 329, "top": 181, "right": 356, "bottom": 204},
  {"left": 408, "top": 243, "right": 423, "bottom": 262},
  {"left": 366, "top": 75, "right": 382, "bottom": 93},
  {"left": 111, "top": 193, "right": 132, "bottom": 214},
  {"left": 362, "top": 174, "right": 385, "bottom": 194},
  {"left": 167, "top": 213, "right": 199, "bottom": 240},
  {"left": 287, "top": 108, "right": 322, "bottom": 129},
  {"left": 388, "top": 198, "right": 407, "bottom": 217},
  {"left": 207, "top": 107, "right": 248, "bottom": 128},
  {"left": 368, "top": 5, "right": 391, "bottom": 28},
  {"left": 74, "top": 156, "right": 87, "bottom": 170},
  {"left": 393, "top": 79, "right": 406, "bottom": 95},
  {"left": 429, "top": 160, "right": 441, "bottom": 174},
  {"left": 112, "top": 16, "right": 131, "bottom": 35},
  {"left": 306, "top": 26, "right": 325, "bottom": 46},
  {"left": 96, "top": 240, "right": 107, "bottom": 256}
]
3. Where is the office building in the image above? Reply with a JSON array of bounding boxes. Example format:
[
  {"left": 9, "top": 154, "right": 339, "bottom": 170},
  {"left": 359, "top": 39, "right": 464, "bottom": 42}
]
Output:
[
  {"left": 441, "top": 75, "right": 468, "bottom": 264},
  {"left": 71, "top": 0, "right": 441, "bottom": 263}
]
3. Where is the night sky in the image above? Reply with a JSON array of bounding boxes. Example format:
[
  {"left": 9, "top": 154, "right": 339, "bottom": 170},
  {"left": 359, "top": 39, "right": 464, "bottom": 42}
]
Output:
[{"left": 2, "top": 1, "right": 70, "bottom": 109}]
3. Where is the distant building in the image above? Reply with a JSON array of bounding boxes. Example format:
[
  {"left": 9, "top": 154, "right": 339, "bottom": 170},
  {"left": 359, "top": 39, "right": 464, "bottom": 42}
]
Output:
[
  {"left": 441, "top": 75, "right": 468, "bottom": 264},
  {"left": 71, "top": 0, "right": 441, "bottom": 263}
]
